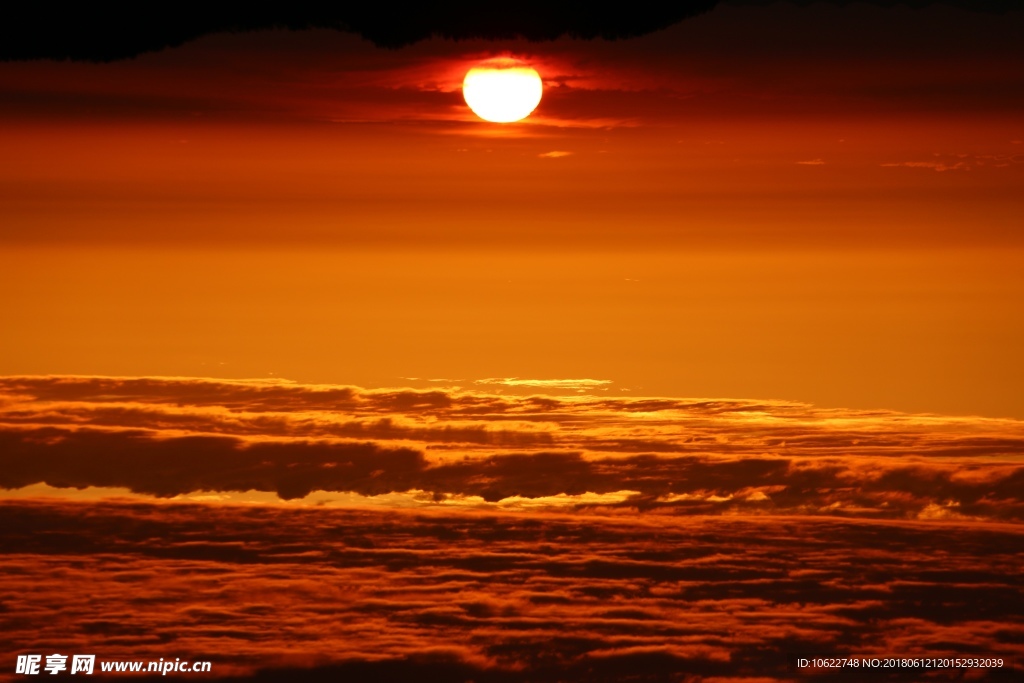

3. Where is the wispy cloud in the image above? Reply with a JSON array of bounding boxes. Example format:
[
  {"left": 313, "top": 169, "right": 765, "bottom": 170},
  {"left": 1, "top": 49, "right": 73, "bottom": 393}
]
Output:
[
  {"left": 881, "top": 152, "right": 1024, "bottom": 172},
  {"left": 882, "top": 160, "right": 971, "bottom": 172},
  {"left": 473, "top": 377, "right": 610, "bottom": 389}
]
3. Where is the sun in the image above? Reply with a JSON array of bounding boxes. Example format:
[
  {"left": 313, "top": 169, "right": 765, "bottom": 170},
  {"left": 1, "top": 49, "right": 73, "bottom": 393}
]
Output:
[{"left": 463, "top": 61, "right": 543, "bottom": 123}]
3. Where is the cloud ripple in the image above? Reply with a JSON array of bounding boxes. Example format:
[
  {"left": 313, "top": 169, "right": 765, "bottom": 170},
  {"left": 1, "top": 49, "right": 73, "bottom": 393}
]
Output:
[{"left": 0, "top": 500, "right": 1020, "bottom": 681}]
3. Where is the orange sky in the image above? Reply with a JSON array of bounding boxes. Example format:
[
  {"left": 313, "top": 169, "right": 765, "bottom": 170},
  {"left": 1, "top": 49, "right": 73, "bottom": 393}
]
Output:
[
  {"left": 3, "top": 248, "right": 1023, "bottom": 418},
  {"left": 1, "top": 3, "right": 1023, "bottom": 419},
  {"left": 2, "top": 5, "right": 1024, "bottom": 417},
  {"left": 3, "top": 4, "right": 1022, "bottom": 253}
]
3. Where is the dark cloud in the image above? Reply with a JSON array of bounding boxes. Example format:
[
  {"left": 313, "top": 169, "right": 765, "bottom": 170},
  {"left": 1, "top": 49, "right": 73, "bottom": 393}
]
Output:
[
  {"left": 2, "top": 2, "right": 1018, "bottom": 62},
  {"left": 0, "top": 4, "right": 719, "bottom": 62},
  {"left": 727, "top": 0, "right": 1017, "bottom": 10},
  {"left": 3, "top": 424, "right": 1023, "bottom": 518},
  {"left": 0, "top": 375, "right": 363, "bottom": 412}
]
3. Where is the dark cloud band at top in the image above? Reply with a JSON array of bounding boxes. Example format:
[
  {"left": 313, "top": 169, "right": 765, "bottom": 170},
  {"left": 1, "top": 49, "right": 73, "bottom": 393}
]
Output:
[
  {"left": 0, "top": 3, "right": 717, "bottom": 61},
  {"left": 1, "top": 1, "right": 1017, "bottom": 61}
]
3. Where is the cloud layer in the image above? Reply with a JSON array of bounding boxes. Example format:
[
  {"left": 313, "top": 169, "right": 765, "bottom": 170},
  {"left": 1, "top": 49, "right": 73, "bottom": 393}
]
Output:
[
  {"left": 1, "top": 499, "right": 1021, "bottom": 681},
  {"left": 1, "top": 375, "right": 1023, "bottom": 521},
  {"left": 2, "top": 376, "right": 1022, "bottom": 680}
]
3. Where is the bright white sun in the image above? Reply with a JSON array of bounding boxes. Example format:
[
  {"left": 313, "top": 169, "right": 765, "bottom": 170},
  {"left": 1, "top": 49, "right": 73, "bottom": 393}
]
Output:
[{"left": 463, "top": 63, "right": 543, "bottom": 123}]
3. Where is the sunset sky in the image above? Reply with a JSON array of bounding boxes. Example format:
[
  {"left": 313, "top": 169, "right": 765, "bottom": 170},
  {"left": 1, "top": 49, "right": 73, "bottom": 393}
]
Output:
[
  {"left": 2, "top": 3, "right": 1023, "bottom": 681},
  {"left": 2, "top": 1, "right": 1023, "bottom": 417}
]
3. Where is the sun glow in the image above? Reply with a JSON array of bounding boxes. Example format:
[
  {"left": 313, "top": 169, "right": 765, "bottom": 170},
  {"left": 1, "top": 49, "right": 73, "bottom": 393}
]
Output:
[{"left": 462, "top": 62, "right": 543, "bottom": 123}]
